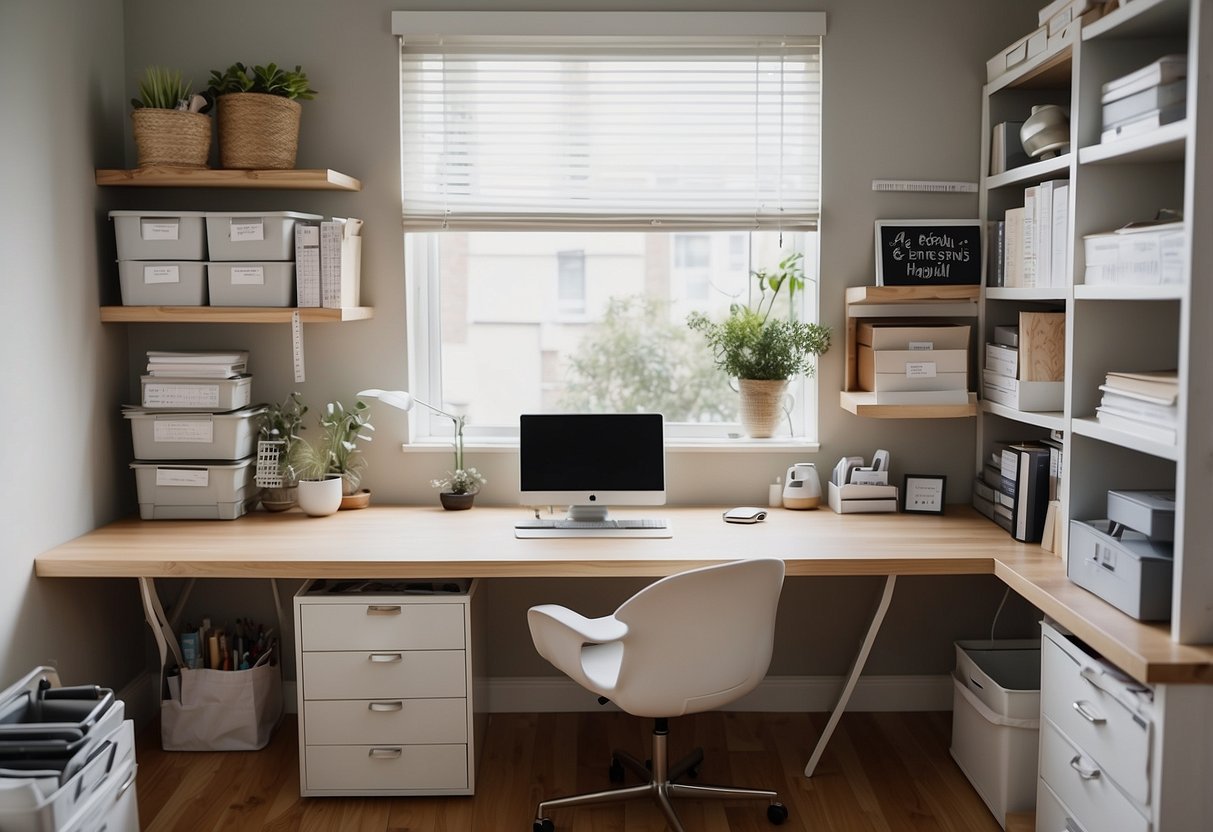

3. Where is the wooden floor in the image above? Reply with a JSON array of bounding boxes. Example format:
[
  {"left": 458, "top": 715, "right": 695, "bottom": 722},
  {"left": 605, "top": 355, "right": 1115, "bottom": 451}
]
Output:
[{"left": 135, "top": 711, "right": 1006, "bottom": 832}]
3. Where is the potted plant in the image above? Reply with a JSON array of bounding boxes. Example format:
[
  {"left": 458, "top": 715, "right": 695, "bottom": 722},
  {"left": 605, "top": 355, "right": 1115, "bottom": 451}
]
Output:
[
  {"left": 208, "top": 62, "right": 316, "bottom": 169},
  {"left": 295, "top": 399, "right": 375, "bottom": 511},
  {"left": 687, "top": 252, "right": 831, "bottom": 438},
  {"left": 130, "top": 66, "right": 212, "bottom": 169},
  {"left": 256, "top": 392, "right": 308, "bottom": 511}
]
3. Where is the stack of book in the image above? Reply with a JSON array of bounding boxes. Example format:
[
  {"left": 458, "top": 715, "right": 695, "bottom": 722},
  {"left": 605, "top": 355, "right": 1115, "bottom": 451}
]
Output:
[
  {"left": 1101, "top": 55, "right": 1187, "bottom": 143},
  {"left": 1096, "top": 370, "right": 1179, "bottom": 445},
  {"left": 973, "top": 441, "right": 1052, "bottom": 542},
  {"left": 995, "top": 179, "right": 1069, "bottom": 288},
  {"left": 146, "top": 350, "right": 249, "bottom": 378},
  {"left": 982, "top": 312, "right": 1065, "bottom": 412}
]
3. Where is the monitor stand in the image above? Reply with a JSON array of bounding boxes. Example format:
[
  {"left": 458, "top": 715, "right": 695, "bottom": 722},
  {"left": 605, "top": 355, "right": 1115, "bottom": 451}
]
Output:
[{"left": 566, "top": 505, "right": 610, "bottom": 522}]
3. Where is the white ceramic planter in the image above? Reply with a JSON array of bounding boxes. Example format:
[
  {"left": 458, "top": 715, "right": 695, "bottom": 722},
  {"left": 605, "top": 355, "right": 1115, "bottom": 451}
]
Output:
[{"left": 297, "top": 475, "right": 343, "bottom": 517}]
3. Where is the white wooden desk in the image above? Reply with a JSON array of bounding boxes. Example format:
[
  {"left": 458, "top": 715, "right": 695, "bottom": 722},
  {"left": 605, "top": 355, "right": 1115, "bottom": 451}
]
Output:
[{"left": 34, "top": 505, "right": 1213, "bottom": 781}]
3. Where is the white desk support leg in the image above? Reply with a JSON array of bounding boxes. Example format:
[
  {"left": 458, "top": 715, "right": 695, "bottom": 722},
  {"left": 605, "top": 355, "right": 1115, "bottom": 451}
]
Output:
[{"left": 804, "top": 574, "right": 897, "bottom": 778}]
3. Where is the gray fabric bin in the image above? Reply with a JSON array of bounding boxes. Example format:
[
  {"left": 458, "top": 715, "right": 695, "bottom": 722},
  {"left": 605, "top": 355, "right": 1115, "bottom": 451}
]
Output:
[
  {"left": 118, "top": 261, "right": 207, "bottom": 306},
  {"left": 208, "top": 262, "right": 296, "bottom": 307},
  {"left": 130, "top": 457, "right": 256, "bottom": 520},
  {"left": 205, "top": 212, "right": 322, "bottom": 261}
]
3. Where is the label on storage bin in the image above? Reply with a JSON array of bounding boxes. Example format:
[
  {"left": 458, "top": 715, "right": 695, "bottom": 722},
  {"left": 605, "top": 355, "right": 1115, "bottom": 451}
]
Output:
[
  {"left": 905, "top": 361, "right": 937, "bottom": 378},
  {"left": 140, "top": 219, "right": 180, "bottom": 241},
  {"left": 908, "top": 341, "right": 934, "bottom": 351},
  {"left": 230, "top": 219, "right": 265, "bottom": 242},
  {"left": 144, "top": 383, "right": 220, "bottom": 409},
  {"left": 230, "top": 266, "right": 265, "bottom": 285},
  {"left": 153, "top": 419, "right": 214, "bottom": 443},
  {"left": 144, "top": 265, "right": 180, "bottom": 285},
  {"left": 155, "top": 468, "right": 209, "bottom": 487}
]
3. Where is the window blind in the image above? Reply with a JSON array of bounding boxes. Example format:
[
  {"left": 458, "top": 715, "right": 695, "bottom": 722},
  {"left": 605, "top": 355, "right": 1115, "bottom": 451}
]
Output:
[{"left": 397, "top": 22, "right": 822, "bottom": 232}]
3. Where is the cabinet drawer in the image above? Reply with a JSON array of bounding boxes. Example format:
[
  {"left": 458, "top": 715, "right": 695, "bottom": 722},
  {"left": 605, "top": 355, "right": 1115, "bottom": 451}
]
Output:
[
  {"left": 1041, "top": 626, "right": 1152, "bottom": 806},
  {"left": 1037, "top": 777, "right": 1086, "bottom": 832},
  {"left": 302, "top": 650, "right": 465, "bottom": 700},
  {"left": 1040, "top": 718, "right": 1150, "bottom": 832},
  {"left": 300, "top": 601, "right": 465, "bottom": 651},
  {"left": 305, "top": 744, "right": 467, "bottom": 792},
  {"left": 303, "top": 698, "right": 467, "bottom": 746}
]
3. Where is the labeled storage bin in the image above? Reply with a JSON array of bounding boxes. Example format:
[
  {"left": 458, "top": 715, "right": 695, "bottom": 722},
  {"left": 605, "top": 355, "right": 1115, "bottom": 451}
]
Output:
[
  {"left": 950, "top": 639, "right": 1041, "bottom": 828},
  {"left": 129, "top": 456, "right": 256, "bottom": 520},
  {"left": 125, "top": 405, "right": 265, "bottom": 461},
  {"left": 140, "top": 374, "right": 252, "bottom": 412},
  {"left": 1067, "top": 519, "right": 1173, "bottom": 620},
  {"left": 208, "top": 262, "right": 296, "bottom": 307},
  {"left": 118, "top": 260, "right": 207, "bottom": 306},
  {"left": 206, "top": 211, "right": 322, "bottom": 261},
  {"left": 110, "top": 210, "right": 207, "bottom": 261}
]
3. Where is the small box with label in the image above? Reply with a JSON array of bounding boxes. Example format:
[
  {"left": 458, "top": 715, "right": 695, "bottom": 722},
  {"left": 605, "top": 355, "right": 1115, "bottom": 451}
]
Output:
[
  {"left": 206, "top": 211, "right": 323, "bottom": 261},
  {"left": 125, "top": 405, "right": 266, "bottom": 461},
  {"left": 129, "top": 457, "right": 257, "bottom": 520},
  {"left": 856, "top": 324, "right": 971, "bottom": 402},
  {"left": 208, "top": 262, "right": 297, "bottom": 307},
  {"left": 118, "top": 260, "right": 208, "bottom": 306},
  {"left": 110, "top": 210, "right": 208, "bottom": 261},
  {"left": 139, "top": 374, "right": 252, "bottom": 412}
]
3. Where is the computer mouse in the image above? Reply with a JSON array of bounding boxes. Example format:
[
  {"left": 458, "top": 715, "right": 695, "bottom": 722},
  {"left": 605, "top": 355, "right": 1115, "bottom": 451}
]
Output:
[{"left": 723, "top": 507, "right": 768, "bottom": 524}]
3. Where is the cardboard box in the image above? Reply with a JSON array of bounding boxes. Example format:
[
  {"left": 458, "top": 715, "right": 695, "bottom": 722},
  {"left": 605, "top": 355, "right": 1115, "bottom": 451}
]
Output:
[
  {"left": 867, "top": 370, "right": 968, "bottom": 393},
  {"left": 857, "top": 324, "right": 970, "bottom": 351},
  {"left": 859, "top": 347, "right": 968, "bottom": 391}
]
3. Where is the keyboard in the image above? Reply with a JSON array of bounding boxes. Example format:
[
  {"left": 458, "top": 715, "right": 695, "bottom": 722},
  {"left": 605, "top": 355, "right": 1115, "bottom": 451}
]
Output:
[{"left": 514, "top": 518, "right": 672, "bottom": 539}]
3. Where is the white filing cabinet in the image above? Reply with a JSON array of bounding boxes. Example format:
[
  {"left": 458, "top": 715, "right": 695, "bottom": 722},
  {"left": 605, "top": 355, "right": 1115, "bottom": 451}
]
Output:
[{"left": 294, "top": 579, "right": 486, "bottom": 796}]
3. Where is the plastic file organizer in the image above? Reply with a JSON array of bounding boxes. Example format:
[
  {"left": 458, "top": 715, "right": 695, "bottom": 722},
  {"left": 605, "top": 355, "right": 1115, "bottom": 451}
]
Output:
[{"left": 0, "top": 667, "right": 138, "bottom": 832}]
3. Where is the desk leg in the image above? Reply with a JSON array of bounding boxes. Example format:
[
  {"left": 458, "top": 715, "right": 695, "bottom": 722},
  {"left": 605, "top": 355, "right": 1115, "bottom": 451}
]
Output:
[{"left": 803, "top": 574, "right": 897, "bottom": 778}]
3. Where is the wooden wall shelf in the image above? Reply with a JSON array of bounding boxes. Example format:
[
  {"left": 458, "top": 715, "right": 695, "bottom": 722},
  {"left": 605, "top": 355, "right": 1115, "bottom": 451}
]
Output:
[
  {"left": 95, "top": 167, "right": 362, "bottom": 191},
  {"left": 840, "top": 391, "right": 978, "bottom": 419},
  {"left": 99, "top": 306, "right": 373, "bottom": 324}
]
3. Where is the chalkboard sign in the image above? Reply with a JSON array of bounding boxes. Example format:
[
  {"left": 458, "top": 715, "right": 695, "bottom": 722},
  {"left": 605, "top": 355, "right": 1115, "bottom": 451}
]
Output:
[{"left": 874, "top": 220, "right": 982, "bottom": 286}]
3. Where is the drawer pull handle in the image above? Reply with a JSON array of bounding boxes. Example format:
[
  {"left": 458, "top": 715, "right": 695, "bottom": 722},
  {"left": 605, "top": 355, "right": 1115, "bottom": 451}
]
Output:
[
  {"left": 367, "top": 605, "right": 402, "bottom": 615},
  {"left": 369, "top": 653, "right": 404, "bottom": 663},
  {"left": 117, "top": 768, "right": 137, "bottom": 797},
  {"left": 369, "top": 747, "right": 403, "bottom": 759},
  {"left": 369, "top": 701, "right": 404, "bottom": 712},
  {"left": 1072, "top": 700, "right": 1106, "bottom": 724},
  {"left": 1068, "top": 755, "right": 1100, "bottom": 780}
]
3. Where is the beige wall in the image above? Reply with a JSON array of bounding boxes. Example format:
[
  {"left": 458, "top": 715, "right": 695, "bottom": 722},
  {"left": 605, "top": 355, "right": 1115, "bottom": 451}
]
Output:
[{"left": 106, "top": 0, "right": 1044, "bottom": 683}]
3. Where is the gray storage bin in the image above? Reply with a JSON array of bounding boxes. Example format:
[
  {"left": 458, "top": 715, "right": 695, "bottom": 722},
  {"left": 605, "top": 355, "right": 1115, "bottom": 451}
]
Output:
[
  {"left": 140, "top": 374, "right": 252, "bottom": 412},
  {"left": 125, "top": 405, "right": 266, "bottom": 460},
  {"left": 110, "top": 210, "right": 207, "bottom": 261},
  {"left": 206, "top": 211, "right": 322, "bottom": 261},
  {"left": 208, "top": 262, "right": 296, "bottom": 307},
  {"left": 118, "top": 261, "right": 207, "bottom": 306},
  {"left": 130, "top": 457, "right": 256, "bottom": 520},
  {"left": 1068, "top": 519, "right": 1174, "bottom": 620}
]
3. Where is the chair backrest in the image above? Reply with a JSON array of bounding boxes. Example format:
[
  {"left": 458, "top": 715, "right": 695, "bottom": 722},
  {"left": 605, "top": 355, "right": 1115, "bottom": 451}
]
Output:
[{"left": 610, "top": 558, "right": 785, "bottom": 717}]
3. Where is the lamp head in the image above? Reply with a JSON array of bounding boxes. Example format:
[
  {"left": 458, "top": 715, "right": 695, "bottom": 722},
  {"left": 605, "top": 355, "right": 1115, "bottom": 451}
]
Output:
[{"left": 357, "top": 389, "right": 416, "bottom": 412}]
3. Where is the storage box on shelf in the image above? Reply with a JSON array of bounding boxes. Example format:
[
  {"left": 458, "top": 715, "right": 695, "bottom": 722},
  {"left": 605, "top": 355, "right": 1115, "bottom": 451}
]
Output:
[{"left": 111, "top": 210, "right": 210, "bottom": 307}]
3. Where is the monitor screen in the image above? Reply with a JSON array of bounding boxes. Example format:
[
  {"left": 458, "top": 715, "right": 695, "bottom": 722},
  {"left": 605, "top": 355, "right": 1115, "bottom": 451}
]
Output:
[{"left": 519, "top": 413, "right": 666, "bottom": 508}]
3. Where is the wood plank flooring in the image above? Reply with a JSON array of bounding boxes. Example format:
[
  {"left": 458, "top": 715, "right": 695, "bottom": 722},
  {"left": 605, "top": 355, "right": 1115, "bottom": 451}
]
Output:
[{"left": 135, "top": 712, "right": 1007, "bottom": 832}]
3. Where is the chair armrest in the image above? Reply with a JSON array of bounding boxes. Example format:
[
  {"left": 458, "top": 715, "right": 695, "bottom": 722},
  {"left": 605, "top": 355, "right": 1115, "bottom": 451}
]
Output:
[{"left": 528, "top": 605, "right": 628, "bottom": 693}]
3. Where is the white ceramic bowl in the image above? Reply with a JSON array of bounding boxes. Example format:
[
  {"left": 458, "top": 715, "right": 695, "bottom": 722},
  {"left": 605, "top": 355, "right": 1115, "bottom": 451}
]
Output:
[{"left": 1020, "top": 104, "right": 1070, "bottom": 159}]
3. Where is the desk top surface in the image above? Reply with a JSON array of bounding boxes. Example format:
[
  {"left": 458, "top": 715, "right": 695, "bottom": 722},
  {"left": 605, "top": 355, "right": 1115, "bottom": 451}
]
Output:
[{"left": 34, "top": 505, "right": 1213, "bottom": 685}]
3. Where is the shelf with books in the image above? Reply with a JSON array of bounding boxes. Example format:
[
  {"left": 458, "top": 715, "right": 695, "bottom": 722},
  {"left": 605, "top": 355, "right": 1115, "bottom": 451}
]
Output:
[
  {"left": 985, "top": 153, "right": 1072, "bottom": 191},
  {"left": 1070, "top": 416, "right": 1179, "bottom": 461},
  {"left": 99, "top": 306, "right": 374, "bottom": 324},
  {"left": 980, "top": 399, "right": 1065, "bottom": 432},
  {"left": 1078, "top": 119, "right": 1187, "bottom": 164}
]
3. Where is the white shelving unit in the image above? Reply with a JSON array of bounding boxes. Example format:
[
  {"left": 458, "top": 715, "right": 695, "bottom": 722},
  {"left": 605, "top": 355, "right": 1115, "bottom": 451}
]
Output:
[{"left": 978, "top": 1, "right": 1213, "bottom": 827}]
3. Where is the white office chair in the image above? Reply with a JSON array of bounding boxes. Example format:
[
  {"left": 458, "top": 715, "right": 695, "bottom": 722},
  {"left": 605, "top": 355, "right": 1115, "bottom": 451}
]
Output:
[{"left": 527, "top": 558, "right": 788, "bottom": 832}]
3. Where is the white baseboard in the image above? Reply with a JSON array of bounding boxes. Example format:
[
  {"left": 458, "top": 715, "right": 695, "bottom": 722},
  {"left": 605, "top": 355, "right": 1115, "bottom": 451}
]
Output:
[{"left": 486, "top": 674, "right": 953, "bottom": 713}]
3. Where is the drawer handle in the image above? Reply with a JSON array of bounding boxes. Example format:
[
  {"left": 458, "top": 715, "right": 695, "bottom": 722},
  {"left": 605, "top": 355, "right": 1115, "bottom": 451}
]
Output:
[
  {"left": 1072, "top": 700, "right": 1106, "bottom": 725},
  {"left": 369, "top": 747, "right": 403, "bottom": 759},
  {"left": 117, "top": 768, "right": 137, "bottom": 797},
  {"left": 367, "top": 605, "right": 402, "bottom": 615},
  {"left": 369, "top": 701, "right": 404, "bottom": 712},
  {"left": 1068, "top": 754, "right": 1101, "bottom": 780},
  {"left": 369, "top": 653, "right": 404, "bottom": 663}
]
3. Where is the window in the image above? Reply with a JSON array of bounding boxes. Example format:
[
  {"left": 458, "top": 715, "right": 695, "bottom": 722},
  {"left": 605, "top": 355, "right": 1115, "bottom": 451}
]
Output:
[{"left": 395, "top": 12, "right": 824, "bottom": 443}]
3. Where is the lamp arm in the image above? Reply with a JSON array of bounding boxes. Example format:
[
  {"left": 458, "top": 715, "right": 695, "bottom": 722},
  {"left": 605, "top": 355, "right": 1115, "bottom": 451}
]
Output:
[
  {"left": 454, "top": 415, "right": 465, "bottom": 472},
  {"left": 409, "top": 396, "right": 460, "bottom": 423}
]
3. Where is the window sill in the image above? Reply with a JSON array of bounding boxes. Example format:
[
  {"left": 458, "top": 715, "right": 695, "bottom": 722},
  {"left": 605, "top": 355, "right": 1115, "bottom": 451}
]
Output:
[{"left": 401, "top": 438, "right": 821, "bottom": 455}]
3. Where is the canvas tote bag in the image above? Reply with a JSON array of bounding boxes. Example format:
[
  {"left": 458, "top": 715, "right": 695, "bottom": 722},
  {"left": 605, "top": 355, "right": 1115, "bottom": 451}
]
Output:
[{"left": 140, "top": 578, "right": 284, "bottom": 751}]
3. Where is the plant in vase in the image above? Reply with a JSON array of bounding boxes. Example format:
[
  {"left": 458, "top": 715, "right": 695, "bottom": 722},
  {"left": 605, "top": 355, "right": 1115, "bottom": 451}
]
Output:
[
  {"left": 130, "top": 66, "right": 212, "bottom": 169},
  {"left": 686, "top": 252, "right": 831, "bottom": 438},
  {"left": 207, "top": 62, "right": 316, "bottom": 169},
  {"left": 256, "top": 392, "right": 308, "bottom": 511},
  {"left": 312, "top": 400, "right": 375, "bottom": 509}
]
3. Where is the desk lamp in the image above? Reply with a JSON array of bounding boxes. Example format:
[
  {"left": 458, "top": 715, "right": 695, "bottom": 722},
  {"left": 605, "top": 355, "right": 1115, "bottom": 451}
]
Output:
[{"left": 357, "top": 388, "right": 468, "bottom": 472}]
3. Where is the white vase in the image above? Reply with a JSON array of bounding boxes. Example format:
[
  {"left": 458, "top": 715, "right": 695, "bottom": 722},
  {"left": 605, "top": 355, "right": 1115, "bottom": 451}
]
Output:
[{"left": 297, "top": 475, "right": 343, "bottom": 516}]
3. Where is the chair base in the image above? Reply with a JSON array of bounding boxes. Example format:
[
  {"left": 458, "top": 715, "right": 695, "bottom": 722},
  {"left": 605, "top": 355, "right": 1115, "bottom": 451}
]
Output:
[{"left": 533, "top": 720, "right": 786, "bottom": 832}]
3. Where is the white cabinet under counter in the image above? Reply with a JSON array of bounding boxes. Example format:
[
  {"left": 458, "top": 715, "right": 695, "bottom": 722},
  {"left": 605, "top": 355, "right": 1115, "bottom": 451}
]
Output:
[{"left": 293, "top": 579, "right": 486, "bottom": 796}]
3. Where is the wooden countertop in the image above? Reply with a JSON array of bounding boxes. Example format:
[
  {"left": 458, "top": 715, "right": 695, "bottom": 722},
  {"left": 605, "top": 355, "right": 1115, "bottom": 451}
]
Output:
[{"left": 34, "top": 505, "right": 1213, "bottom": 685}]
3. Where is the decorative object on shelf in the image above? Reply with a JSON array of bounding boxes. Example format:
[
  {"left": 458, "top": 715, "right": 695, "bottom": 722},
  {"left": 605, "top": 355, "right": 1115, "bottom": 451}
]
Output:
[
  {"left": 686, "top": 253, "right": 831, "bottom": 438},
  {"left": 358, "top": 389, "right": 486, "bottom": 510},
  {"left": 255, "top": 392, "right": 308, "bottom": 511},
  {"left": 130, "top": 66, "right": 212, "bottom": 169},
  {"left": 902, "top": 474, "right": 946, "bottom": 515},
  {"left": 208, "top": 62, "right": 316, "bottom": 169},
  {"left": 874, "top": 220, "right": 983, "bottom": 286},
  {"left": 1020, "top": 104, "right": 1070, "bottom": 159},
  {"left": 296, "top": 474, "right": 343, "bottom": 517},
  {"left": 782, "top": 462, "right": 822, "bottom": 510}
]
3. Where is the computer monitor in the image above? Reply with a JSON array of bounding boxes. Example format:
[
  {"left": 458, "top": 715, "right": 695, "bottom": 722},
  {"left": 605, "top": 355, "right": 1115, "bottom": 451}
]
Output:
[{"left": 519, "top": 413, "right": 665, "bottom": 521}]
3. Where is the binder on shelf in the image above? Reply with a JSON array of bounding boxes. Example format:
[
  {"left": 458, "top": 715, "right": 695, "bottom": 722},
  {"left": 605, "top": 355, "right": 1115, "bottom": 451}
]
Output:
[
  {"left": 320, "top": 217, "right": 363, "bottom": 309},
  {"left": 295, "top": 221, "right": 321, "bottom": 307},
  {"left": 1003, "top": 444, "right": 1050, "bottom": 542}
]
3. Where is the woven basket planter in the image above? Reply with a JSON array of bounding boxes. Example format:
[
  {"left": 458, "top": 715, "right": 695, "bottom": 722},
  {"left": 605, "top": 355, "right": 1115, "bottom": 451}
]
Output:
[
  {"left": 738, "top": 378, "right": 790, "bottom": 438},
  {"left": 131, "top": 109, "right": 211, "bottom": 169},
  {"left": 217, "top": 93, "right": 301, "bottom": 169}
]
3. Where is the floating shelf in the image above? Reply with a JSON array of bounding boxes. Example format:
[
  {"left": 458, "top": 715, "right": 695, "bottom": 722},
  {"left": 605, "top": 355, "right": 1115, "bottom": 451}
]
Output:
[
  {"left": 100, "top": 306, "right": 373, "bottom": 324},
  {"left": 985, "top": 154, "right": 1072, "bottom": 191},
  {"left": 980, "top": 400, "right": 1065, "bottom": 431},
  {"left": 95, "top": 167, "right": 362, "bottom": 191},
  {"left": 840, "top": 391, "right": 978, "bottom": 419},
  {"left": 844, "top": 285, "right": 980, "bottom": 318}
]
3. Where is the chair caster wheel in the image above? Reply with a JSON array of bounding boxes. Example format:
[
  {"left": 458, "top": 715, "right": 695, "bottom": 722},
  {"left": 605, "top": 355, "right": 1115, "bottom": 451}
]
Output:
[
  {"left": 767, "top": 802, "right": 789, "bottom": 825},
  {"left": 533, "top": 818, "right": 555, "bottom": 832},
  {"left": 608, "top": 759, "right": 625, "bottom": 782}
]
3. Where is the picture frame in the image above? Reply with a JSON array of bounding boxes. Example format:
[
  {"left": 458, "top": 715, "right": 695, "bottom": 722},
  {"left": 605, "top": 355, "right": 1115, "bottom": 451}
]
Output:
[
  {"left": 902, "top": 474, "right": 946, "bottom": 514},
  {"left": 874, "top": 219, "right": 983, "bottom": 286}
]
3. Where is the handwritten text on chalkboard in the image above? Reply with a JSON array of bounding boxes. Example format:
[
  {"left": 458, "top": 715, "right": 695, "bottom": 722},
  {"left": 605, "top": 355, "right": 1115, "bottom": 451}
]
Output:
[{"left": 875, "top": 220, "right": 982, "bottom": 286}]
